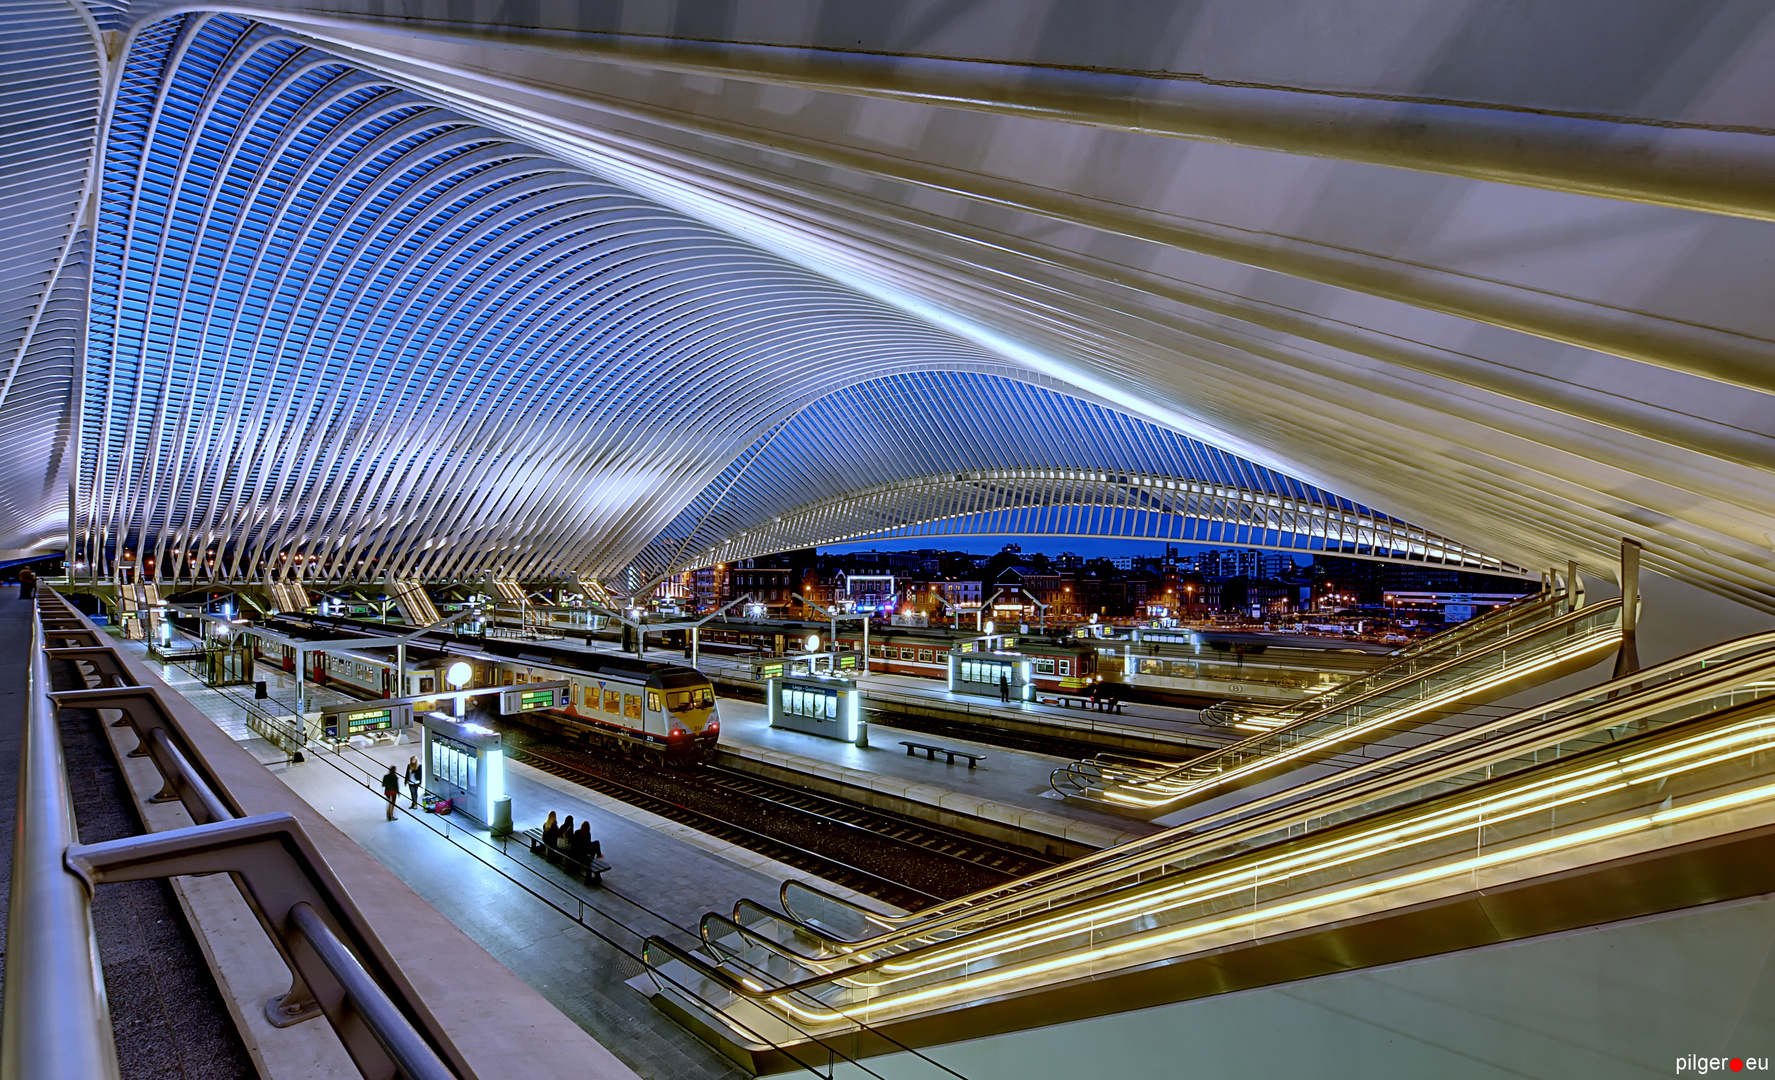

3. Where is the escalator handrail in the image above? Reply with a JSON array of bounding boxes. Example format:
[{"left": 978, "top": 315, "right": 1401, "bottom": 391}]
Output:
[
  {"left": 1061, "top": 596, "right": 1623, "bottom": 798},
  {"left": 681, "top": 675, "right": 1775, "bottom": 1008},
  {"left": 772, "top": 619, "right": 1767, "bottom": 948},
  {"left": 661, "top": 688, "right": 1775, "bottom": 1014}
]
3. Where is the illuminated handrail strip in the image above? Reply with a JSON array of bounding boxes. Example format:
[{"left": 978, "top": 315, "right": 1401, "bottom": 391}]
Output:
[
  {"left": 1063, "top": 599, "right": 1623, "bottom": 807},
  {"left": 671, "top": 698, "right": 1775, "bottom": 1032},
  {"left": 741, "top": 629, "right": 1775, "bottom": 966}
]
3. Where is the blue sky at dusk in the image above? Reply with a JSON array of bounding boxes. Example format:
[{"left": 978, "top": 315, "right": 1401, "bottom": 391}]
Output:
[{"left": 819, "top": 537, "right": 1316, "bottom": 567}]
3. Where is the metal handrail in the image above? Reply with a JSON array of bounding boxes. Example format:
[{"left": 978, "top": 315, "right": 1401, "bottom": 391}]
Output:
[
  {"left": 654, "top": 668, "right": 1775, "bottom": 1030},
  {"left": 20, "top": 592, "right": 473, "bottom": 1080},
  {"left": 1198, "top": 586, "right": 1570, "bottom": 729},
  {"left": 762, "top": 618, "right": 1775, "bottom": 957},
  {"left": 1, "top": 605, "right": 122, "bottom": 1080},
  {"left": 1052, "top": 597, "right": 1622, "bottom": 805}
]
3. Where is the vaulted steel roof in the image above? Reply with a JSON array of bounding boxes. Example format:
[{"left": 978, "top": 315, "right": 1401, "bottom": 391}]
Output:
[{"left": 6, "top": 1, "right": 1774, "bottom": 611}]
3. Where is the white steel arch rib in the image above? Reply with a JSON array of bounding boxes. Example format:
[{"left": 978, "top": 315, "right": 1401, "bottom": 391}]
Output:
[
  {"left": 78, "top": 13, "right": 1057, "bottom": 585},
  {"left": 0, "top": 0, "right": 102, "bottom": 560},
  {"left": 70, "top": 11, "right": 1506, "bottom": 592},
  {"left": 636, "top": 371, "right": 1520, "bottom": 582},
  {"left": 679, "top": 470, "right": 1515, "bottom": 579}
]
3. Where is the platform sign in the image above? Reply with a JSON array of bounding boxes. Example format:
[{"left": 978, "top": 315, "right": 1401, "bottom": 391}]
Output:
[
  {"left": 760, "top": 661, "right": 784, "bottom": 679},
  {"left": 500, "top": 686, "right": 565, "bottom": 714},
  {"left": 322, "top": 703, "right": 412, "bottom": 739},
  {"left": 837, "top": 653, "right": 858, "bottom": 670}
]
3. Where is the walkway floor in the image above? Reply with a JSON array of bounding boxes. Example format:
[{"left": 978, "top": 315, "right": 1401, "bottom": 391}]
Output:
[{"left": 716, "top": 696, "right": 1161, "bottom": 841}]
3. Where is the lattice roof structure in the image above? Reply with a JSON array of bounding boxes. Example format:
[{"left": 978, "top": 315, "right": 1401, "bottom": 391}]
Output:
[{"left": 7, "top": 1, "right": 1775, "bottom": 610}]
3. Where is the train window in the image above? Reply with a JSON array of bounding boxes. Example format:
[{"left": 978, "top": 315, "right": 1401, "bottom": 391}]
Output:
[
  {"left": 647, "top": 691, "right": 661, "bottom": 713},
  {"left": 1058, "top": 659, "right": 1071, "bottom": 675},
  {"left": 503, "top": 670, "right": 516, "bottom": 686},
  {"left": 420, "top": 677, "right": 434, "bottom": 694},
  {"left": 623, "top": 694, "right": 642, "bottom": 719},
  {"left": 899, "top": 647, "right": 915, "bottom": 660},
  {"left": 918, "top": 649, "right": 933, "bottom": 663},
  {"left": 604, "top": 688, "right": 621, "bottom": 714},
  {"left": 668, "top": 691, "right": 690, "bottom": 711},
  {"left": 1034, "top": 658, "right": 1056, "bottom": 675},
  {"left": 699, "top": 688, "right": 713, "bottom": 708},
  {"left": 583, "top": 685, "right": 596, "bottom": 708}
]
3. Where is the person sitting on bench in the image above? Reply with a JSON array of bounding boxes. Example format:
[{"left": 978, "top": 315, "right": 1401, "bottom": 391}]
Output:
[
  {"left": 573, "top": 821, "right": 602, "bottom": 863},
  {"left": 554, "top": 815, "right": 575, "bottom": 861},
  {"left": 541, "top": 810, "right": 559, "bottom": 850}
]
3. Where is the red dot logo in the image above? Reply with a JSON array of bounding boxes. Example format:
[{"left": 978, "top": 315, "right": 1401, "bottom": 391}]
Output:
[{"left": 1732, "top": 1060, "right": 1744, "bottom": 1073}]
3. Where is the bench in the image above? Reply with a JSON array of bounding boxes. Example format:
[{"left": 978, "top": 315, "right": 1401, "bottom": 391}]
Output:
[
  {"left": 900, "top": 740, "right": 985, "bottom": 768},
  {"left": 1039, "top": 694, "right": 1124, "bottom": 714},
  {"left": 522, "top": 828, "right": 611, "bottom": 886}
]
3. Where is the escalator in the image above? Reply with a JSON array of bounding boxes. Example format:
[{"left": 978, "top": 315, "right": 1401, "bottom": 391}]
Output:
[
  {"left": 1052, "top": 596, "right": 1623, "bottom": 811},
  {"left": 640, "top": 625, "right": 1775, "bottom": 1073},
  {"left": 1197, "top": 584, "right": 1574, "bottom": 732}
]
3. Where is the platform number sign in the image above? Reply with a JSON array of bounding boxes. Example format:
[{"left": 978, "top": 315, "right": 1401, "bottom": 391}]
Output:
[{"left": 500, "top": 686, "right": 564, "bottom": 714}]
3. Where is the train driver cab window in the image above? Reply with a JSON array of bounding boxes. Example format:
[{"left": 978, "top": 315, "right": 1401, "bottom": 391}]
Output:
[
  {"left": 667, "top": 691, "right": 691, "bottom": 711},
  {"left": 698, "top": 688, "right": 714, "bottom": 708},
  {"left": 604, "top": 688, "right": 621, "bottom": 714},
  {"left": 918, "top": 649, "right": 933, "bottom": 663},
  {"left": 419, "top": 677, "right": 435, "bottom": 694},
  {"left": 623, "top": 693, "right": 642, "bottom": 719},
  {"left": 647, "top": 690, "right": 661, "bottom": 713}
]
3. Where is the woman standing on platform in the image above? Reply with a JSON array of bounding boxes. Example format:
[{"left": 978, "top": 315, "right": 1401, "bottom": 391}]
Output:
[
  {"left": 404, "top": 756, "right": 422, "bottom": 808},
  {"left": 382, "top": 766, "right": 400, "bottom": 820}
]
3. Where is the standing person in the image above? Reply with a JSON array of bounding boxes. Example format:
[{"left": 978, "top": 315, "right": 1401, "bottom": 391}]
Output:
[
  {"left": 17, "top": 566, "right": 35, "bottom": 600},
  {"left": 404, "top": 755, "right": 422, "bottom": 808},
  {"left": 998, "top": 672, "right": 1010, "bottom": 703},
  {"left": 381, "top": 766, "right": 400, "bottom": 820}
]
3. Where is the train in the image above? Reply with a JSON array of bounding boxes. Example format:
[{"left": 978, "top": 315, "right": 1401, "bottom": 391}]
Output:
[{"left": 256, "top": 616, "right": 720, "bottom": 758}]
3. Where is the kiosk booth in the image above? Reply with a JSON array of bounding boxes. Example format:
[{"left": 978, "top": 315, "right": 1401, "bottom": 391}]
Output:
[
  {"left": 418, "top": 712, "right": 508, "bottom": 831},
  {"left": 768, "top": 673, "right": 863, "bottom": 743},
  {"left": 948, "top": 646, "right": 1033, "bottom": 702}
]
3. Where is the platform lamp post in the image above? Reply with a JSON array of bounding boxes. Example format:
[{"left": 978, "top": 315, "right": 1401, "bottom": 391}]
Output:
[{"left": 446, "top": 660, "right": 472, "bottom": 718}]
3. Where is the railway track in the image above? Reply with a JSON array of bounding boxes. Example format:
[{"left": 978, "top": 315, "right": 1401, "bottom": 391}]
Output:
[{"left": 500, "top": 735, "right": 1059, "bottom": 911}]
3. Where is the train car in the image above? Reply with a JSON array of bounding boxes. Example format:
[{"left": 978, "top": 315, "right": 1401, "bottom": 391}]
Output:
[
  {"left": 277, "top": 616, "right": 720, "bottom": 758},
  {"left": 250, "top": 622, "right": 449, "bottom": 697},
  {"left": 831, "top": 627, "right": 1101, "bottom": 694}
]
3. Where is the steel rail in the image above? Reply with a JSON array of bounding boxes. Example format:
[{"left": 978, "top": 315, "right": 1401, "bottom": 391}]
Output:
[
  {"left": 759, "top": 621, "right": 1775, "bottom": 958},
  {"left": 503, "top": 745, "right": 946, "bottom": 910}
]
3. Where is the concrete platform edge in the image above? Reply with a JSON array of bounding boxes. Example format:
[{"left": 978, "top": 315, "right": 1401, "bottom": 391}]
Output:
[{"left": 718, "top": 743, "right": 1149, "bottom": 851}]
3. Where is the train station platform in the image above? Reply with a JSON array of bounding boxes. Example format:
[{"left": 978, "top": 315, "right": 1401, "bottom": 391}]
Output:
[
  {"left": 120, "top": 638, "right": 906, "bottom": 1080},
  {"left": 519, "top": 632, "right": 1238, "bottom": 757},
  {"left": 715, "top": 697, "right": 1158, "bottom": 849}
]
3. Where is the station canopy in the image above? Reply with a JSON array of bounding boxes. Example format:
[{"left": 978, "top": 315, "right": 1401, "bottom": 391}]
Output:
[{"left": 5, "top": 4, "right": 1773, "bottom": 609}]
